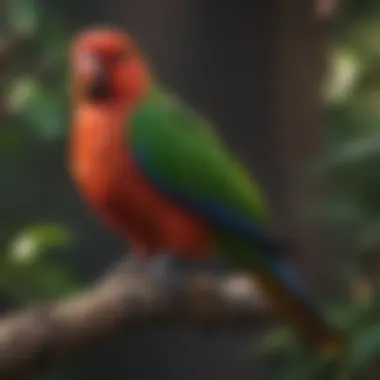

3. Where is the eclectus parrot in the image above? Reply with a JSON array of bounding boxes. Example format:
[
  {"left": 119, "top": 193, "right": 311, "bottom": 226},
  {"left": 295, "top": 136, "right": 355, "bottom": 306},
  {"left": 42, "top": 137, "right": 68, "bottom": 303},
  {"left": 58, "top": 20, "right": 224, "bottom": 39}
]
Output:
[{"left": 69, "top": 28, "right": 343, "bottom": 355}]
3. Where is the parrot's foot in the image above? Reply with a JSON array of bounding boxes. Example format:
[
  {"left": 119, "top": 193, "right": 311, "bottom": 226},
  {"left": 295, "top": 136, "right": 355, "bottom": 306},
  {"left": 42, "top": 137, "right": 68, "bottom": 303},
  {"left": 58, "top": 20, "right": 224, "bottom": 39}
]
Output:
[
  {"left": 101, "top": 253, "right": 183, "bottom": 301},
  {"left": 148, "top": 253, "right": 183, "bottom": 302},
  {"left": 148, "top": 253, "right": 173, "bottom": 281}
]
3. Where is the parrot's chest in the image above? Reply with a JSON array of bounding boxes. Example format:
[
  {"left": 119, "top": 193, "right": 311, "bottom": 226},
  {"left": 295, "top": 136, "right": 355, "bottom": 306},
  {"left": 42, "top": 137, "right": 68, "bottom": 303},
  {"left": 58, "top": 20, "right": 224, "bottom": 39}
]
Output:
[
  {"left": 70, "top": 107, "right": 136, "bottom": 205},
  {"left": 70, "top": 109, "right": 163, "bottom": 224}
]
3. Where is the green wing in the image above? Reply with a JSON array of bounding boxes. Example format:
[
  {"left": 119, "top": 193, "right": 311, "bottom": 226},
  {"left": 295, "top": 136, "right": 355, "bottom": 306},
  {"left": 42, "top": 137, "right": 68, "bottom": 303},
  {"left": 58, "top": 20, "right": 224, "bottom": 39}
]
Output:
[
  {"left": 130, "top": 87, "right": 344, "bottom": 351},
  {"left": 130, "top": 86, "right": 272, "bottom": 243}
]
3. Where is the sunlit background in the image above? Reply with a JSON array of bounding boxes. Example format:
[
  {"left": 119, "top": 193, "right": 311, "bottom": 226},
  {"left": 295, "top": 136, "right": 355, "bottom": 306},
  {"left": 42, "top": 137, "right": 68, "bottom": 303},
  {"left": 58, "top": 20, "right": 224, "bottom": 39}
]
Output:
[{"left": 2, "top": 0, "right": 380, "bottom": 379}]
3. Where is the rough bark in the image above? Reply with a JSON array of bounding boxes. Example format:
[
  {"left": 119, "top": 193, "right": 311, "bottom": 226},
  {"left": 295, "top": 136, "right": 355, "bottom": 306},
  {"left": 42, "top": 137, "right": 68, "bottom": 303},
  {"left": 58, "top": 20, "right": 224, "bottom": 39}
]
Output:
[{"left": 0, "top": 258, "right": 268, "bottom": 380}]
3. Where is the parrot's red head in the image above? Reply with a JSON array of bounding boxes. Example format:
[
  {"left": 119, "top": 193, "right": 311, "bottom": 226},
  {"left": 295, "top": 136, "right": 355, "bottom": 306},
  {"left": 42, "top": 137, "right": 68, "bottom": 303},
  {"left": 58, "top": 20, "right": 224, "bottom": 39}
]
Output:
[{"left": 71, "top": 28, "right": 150, "bottom": 106}]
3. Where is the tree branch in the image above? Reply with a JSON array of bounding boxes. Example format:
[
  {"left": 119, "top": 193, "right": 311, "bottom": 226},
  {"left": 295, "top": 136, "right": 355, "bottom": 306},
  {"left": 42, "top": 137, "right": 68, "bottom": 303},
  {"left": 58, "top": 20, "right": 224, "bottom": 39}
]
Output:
[{"left": 0, "top": 258, "right": 269, "bottom": 380}]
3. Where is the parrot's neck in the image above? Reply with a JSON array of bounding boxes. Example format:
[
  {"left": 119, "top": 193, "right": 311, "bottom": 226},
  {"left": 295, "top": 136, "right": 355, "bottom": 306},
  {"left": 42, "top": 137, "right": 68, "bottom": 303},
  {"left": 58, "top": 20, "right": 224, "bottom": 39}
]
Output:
[{"left": 135, "top": 81, "right": 168, "bottom": 108}]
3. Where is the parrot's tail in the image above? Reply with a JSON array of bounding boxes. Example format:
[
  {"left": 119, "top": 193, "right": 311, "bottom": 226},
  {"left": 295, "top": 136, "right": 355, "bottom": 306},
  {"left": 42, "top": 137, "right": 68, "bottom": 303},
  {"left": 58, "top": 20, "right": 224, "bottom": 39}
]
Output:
[{"left": 253, "top": 261, "right": 344, "bottom": 357}]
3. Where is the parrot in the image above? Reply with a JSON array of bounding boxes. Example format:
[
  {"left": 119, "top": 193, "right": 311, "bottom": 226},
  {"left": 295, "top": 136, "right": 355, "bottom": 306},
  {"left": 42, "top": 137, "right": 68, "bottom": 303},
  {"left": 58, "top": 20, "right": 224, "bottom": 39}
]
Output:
[{"left": 68, "top": 27, "right": 343, "bottom": 356}]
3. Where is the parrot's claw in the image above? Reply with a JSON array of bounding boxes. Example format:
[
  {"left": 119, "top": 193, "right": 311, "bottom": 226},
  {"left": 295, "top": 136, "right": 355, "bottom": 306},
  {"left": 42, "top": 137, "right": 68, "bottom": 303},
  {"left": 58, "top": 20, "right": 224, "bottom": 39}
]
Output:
[
  {"left": 103, "top": 253, "right": 183, "bottom": 301},
  {"left": 149, "top": 253, "right": 172, "bottom": 281},
  {"left": 148, "top": 253, "right": 183, "bottom": 300}
]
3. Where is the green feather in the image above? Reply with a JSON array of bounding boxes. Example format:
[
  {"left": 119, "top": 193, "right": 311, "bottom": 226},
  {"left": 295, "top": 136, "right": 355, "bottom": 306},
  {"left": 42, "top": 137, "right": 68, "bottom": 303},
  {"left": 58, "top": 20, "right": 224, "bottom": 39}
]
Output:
[{"left": 130, "top": 85, "right": 271, "bottom": 233}]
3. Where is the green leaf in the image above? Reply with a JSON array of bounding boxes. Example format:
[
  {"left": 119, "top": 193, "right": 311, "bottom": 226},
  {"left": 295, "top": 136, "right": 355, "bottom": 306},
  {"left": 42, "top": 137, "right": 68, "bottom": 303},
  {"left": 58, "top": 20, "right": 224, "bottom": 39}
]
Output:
[
  {"left": 20, "top": 84, "right": 65, "bottom": 140},
  {"left": 7, "top": 223, "right": 72, "bottom": 265},
  {"left": 324, "top": 134, "right": 380, "bottom": 168},
  {"left": 6, "top": 0, "right": 40, "bottom": 37},
  {"left": 324, "top": 47, "right": 361, "bottom": 104},
  {"left": 7, "top": 77, "right": 39, "bottom": 114},
  {"left": 350, "top": 324, "right": 380, "bottom": 369}
]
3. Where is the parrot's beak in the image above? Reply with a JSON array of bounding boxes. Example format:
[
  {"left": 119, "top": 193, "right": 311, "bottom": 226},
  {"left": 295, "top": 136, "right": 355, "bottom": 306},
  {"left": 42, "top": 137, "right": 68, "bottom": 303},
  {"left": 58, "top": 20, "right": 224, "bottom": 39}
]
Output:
[{"left": 88, "top": 69, "right": 111, "bottom": 100}]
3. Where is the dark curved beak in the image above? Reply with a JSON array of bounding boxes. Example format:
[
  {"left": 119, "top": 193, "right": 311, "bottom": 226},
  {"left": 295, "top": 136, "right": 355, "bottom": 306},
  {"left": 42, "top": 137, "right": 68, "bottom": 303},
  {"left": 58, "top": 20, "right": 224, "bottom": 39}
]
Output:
[{"left": 88, "top": 68, "right": 112, "bottom": 101}]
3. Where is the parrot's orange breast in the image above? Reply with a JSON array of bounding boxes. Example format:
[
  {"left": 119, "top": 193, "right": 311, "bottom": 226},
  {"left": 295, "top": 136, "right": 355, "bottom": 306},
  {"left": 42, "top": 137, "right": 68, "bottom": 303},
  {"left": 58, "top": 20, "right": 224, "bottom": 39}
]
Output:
[{"left": 70, "top": 104, "right": 213, "bottom": 257}]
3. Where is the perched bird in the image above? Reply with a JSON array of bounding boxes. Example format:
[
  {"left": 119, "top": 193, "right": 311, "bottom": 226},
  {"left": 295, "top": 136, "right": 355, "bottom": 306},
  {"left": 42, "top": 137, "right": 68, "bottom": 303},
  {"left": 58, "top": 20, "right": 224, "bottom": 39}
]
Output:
[{"left": 69, "top": 28, "right": 342, "bottom": 355}]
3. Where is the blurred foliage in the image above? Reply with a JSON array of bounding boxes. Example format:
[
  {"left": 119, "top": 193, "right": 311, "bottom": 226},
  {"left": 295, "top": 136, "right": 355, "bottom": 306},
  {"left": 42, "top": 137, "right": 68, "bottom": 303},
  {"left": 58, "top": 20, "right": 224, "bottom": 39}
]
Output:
[
  {"left": 259, "top": 1, "right": 380, "bottom": 379},
  {"left": 4, "top": 0, "right": 380, "bottom": 379},
  {"left": 0, "top": 0, "right": 78, "bottom": 301},
  {"left": 0, "top": 1, "right": 78, "bottom": 379},
  {"left": 0, "top": 0, "right": 69, "bottom": 146},
  {"left": 2, "top": 222, "right": 77, "bottom": 302}
]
